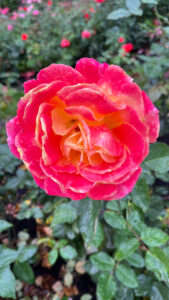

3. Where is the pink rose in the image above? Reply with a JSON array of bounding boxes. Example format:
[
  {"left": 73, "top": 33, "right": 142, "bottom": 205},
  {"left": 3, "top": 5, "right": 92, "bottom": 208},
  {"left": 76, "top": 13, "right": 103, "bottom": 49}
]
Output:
[
  {"left": 6, "top": 58, "right": 160, "bottom": 200},
  {"left": 60, "top": 38, "right": 71, "bottom": 48},
  {"left": 7, "top": 24, "right": 13, "bottom": 31},
  {"left": 32, "top": 10, "right": 39, "bottom": 15},
  {"left": 0, "top": 7, "right": 9, "bottom": 15},
  {"left": 81, "top": 30, "right": 91, "bottom": 39}
]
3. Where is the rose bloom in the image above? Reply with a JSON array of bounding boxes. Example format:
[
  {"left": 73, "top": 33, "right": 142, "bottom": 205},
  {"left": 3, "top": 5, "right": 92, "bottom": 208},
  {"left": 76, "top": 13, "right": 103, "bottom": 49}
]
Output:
[
  {"left": 90, "top": 7, "right": 95, "bottom": 13},
  {"left": 0, "top": 7, "right": 9, "bottom": 15},
  {"left": 94, "top": 0, "right": 106, "bottom": 3},
  {"left": 48, "top": 0, "right": 52, "bottom": 5},
  {"left": 60, "top": 38, "right": 70, "bottom": 48},
  {"left": 81, "top": 30, "right": 91, "bottom": 39},
  {"left": 6, "top": 58, "right": 159, "bottom": 201},
  {"left": 32, "top": 10, "right": 39, "bottom": 15},
  {"left": 21, "top": 33, "right": 28, "bottom": 41},
  {"left": 19, "top": 13, "right": 25, "bottom": 18},
  {"left": 122, "top": 43, "right": 134, "bottom": 53},
  {"left": 84, "top": 13, "right": 90, "bottom": 19},
  {"left": 7, "top": 24, "right": 13, "bottom": 31},
  {"left": 118, "top": 37, "right": 125, "bottom": 43}
]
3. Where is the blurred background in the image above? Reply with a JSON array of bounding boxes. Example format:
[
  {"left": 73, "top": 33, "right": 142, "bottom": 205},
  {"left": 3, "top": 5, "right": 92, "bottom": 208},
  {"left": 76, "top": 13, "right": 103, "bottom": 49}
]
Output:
[
  {"left": 0, "top": 0, "right": 169, "bottom": 299},
  {"left": 1, "top": 0, "right": 169, "bottom": 141}
]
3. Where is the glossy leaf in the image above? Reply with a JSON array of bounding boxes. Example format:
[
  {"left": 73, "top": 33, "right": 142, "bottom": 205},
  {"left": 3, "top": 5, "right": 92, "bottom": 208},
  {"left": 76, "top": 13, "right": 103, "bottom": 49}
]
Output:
[
  {"left": 135, "top": 274, "right": 152, "bottom": 296},
  {"left": 79, "top": 198, "right": 102, "bottom": 247},
  {"left": 0, "top": 248, "right": 18, "bottom": 269},
  {"left": 144, "top": 143, "right": 169, "bottom": 173},
  {"left": 115, "top": 238, "right": 139, "bottom": 261},
  {"left": 141, "top": 227, "right": 169, "bottom": 247},
  {"left": 126, "top": 252, "right": 145, "bottom": 268},
  {"left": 90, "top": 252, "right": 114, "bottom": 272},
  {"left": 51, "top": 203, "right": 77, "bottom": 227},
  {"left": 104, "top": 211, "right": 126, "bottom": 230},
  {"left": 107, "top": 9, "right": 130, "bottom": 20},
  {"left": 48, "top": 248, "right": 58, "bottom": 266},
  {"left": 0, "top": 267, "right": 16, "bottom": 299},
  {"left": 145, "top": 247, "right": 169, "bottom": 282},
  {"left": 17, "top": 245, "right": 38, "bottom": 263},
  {"left": 60, "top": 245, "right": 77, "bottom": 260},
  {"left": 13, "top": 262, "right": 35, "bottom": 284},
  {"left": 0, "top": 220, "right": 12, "bottom": 233},
  {"left": 115, "top": 264, "right": 138, "bottom": 288},
  {"left": 150, "top": 282, "right": 169, "bottom": 300},
  {"left": 97, "top": 272, "right": 116, "bottom": 300},
  {"left": 131, "top": 178, "right": 150, "bottom": 212}
]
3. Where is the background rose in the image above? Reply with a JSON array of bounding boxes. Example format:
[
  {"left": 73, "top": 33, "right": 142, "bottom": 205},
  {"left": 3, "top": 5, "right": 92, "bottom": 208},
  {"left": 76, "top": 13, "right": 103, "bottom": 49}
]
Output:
[{"left": 6, "top": 58, "right": 159, "bottom": 200}]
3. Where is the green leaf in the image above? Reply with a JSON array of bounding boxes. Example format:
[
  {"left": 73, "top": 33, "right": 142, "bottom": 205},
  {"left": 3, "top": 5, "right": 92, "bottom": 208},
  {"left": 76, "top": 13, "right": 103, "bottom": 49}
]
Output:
[
  {"left": 115, "top": 284, "right": 134, "bottom": 300},
  {"left": 79, "top": 198, "right": 102, "bottom": 247},
  {"left": 13, "top": 262, "right": 35, "bottom": 284},
  {"left": 127, "top": 208, "right": 146, "bottom": 235},
  {"left": 104, "top": 211, "right": 126, "bottom": 230},
  {"left": 126, "top": 252, "right": 145, "bottom": 268},
  {"left": 17, "top": 245, "right": 37, "bottom": 263},
  {"left": 150, "top": 282, "right": 169, "bottom": 300},
  {"left": 114, "top": 229, "right": 133, "bottom": 248},
  {"left": 107, "top": 9, "right": 130, "bottom": 20},
  {"left": 0, "top": 248, "right": 18, "bottom": 269},
  {"left": 142, "top": 0, "right": 158, "bottom": 3},
  {"left": 0, "top": 144, "right": 20, "bottom": 174},
  {"left": 31, "top": 207, "right": 43, "bottom": 219},
  {"left": 97, "top": 273, "right": 116, "bottom": 300},
  {"left": 135, "top": 274, "right": 152, "bottom": 296},
  {"left": 60, "top": 245, "right": 77, "bottom": 260},
  {"left": 48, "top": 249, "right": 58, "bottom": 266},
  {"left": 0, "top": 267, "right": 16, "bottom": 299},
  {"left": 126, "top": 0, "right": 140, "bottom": 9},
  {"left": 115, "top": 238, "right": 139, "bottom": 261},
  {"left": 141, "top": 227, "right": 169, "bottom": 247},
  {"left": 106, "top": 201, "right": 119, "bottom": 211},
  {"left": 131, "top": 178, "right": 150, "bottom": 212},
  {"left": 115, "top": 264, "right": 138, "bottom": 288},
  {"left": 144, "top": 143, "right": 169, "bottom": 173},
  {"left": 90, "top": 252, "right": 114, "bottom": 272},
  {"left": 145, "top": 247, "right": 169, "bottom": 282},
  {"left": 51, "top": 203, "right": 77, "bottom": 227},
  {"left": 126, "top": 0, "right": 142, "bottom": 15},
  {"left": 0, "top": 220, "right": 12, "bottom": 233},
  {"left": 147, "top": 195, "right": 164, "bottom": 221},
  {"left": 88, "top": 221, "right": 104, "bottom": 252}
]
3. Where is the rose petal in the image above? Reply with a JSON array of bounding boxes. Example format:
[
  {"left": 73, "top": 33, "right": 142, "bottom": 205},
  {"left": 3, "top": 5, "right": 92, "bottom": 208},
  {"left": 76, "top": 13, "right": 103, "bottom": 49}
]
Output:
[
  {"left": 37, "top": 63, "right": 86, "bottom": 85},
  {"left": 62, "top": 87, "right": 117, "bottom": 114},
  {"left": 6, "top": 116, "right": 21, "bottom": 158},
  {"left": 98, "top": 65, "right": 144, "bottom": 117},
  {"left": 75, "top": 57, "right": 108, "bottom": 83},
  {"left": 142, "top": 91, "right": 160, "bottom": 143},
  {"left": 113, "top": 123, "right": 148, "bottom": 165}
]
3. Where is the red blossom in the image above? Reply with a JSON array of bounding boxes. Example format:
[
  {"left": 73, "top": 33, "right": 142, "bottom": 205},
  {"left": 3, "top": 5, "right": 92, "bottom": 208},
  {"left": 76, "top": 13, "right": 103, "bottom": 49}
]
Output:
[
  {"left": 94, "top": 0, "right": 106, "bottom": 3},
  {"left": 84, "top": 13, "right": 90, "bottom": 19},
  {"left": 122, "top": 43, "right": 134, "bottom": 52},
  {"left": 90, "top": 7, "right": 95, "bottom": 13},
  {"left": 118, "top": 37, "right": 125, "bottom": 43},
  {"left": 81, "top": 30, "right": 91, "bottom": 39},
  {"left": 60, "top": 38, "right": 70, "bottom": 48},
  {"left": 48, "top": 0, "right": 52, "bottom": 5},
  {"left": 6, "top": 58, "right": 159, "bottom": 201},
  {"left": 153, "top": 19, "right": 161, "bottom": 26},
  {"left": 21, "top": 33, "right": 28, "bottom": 41}
]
